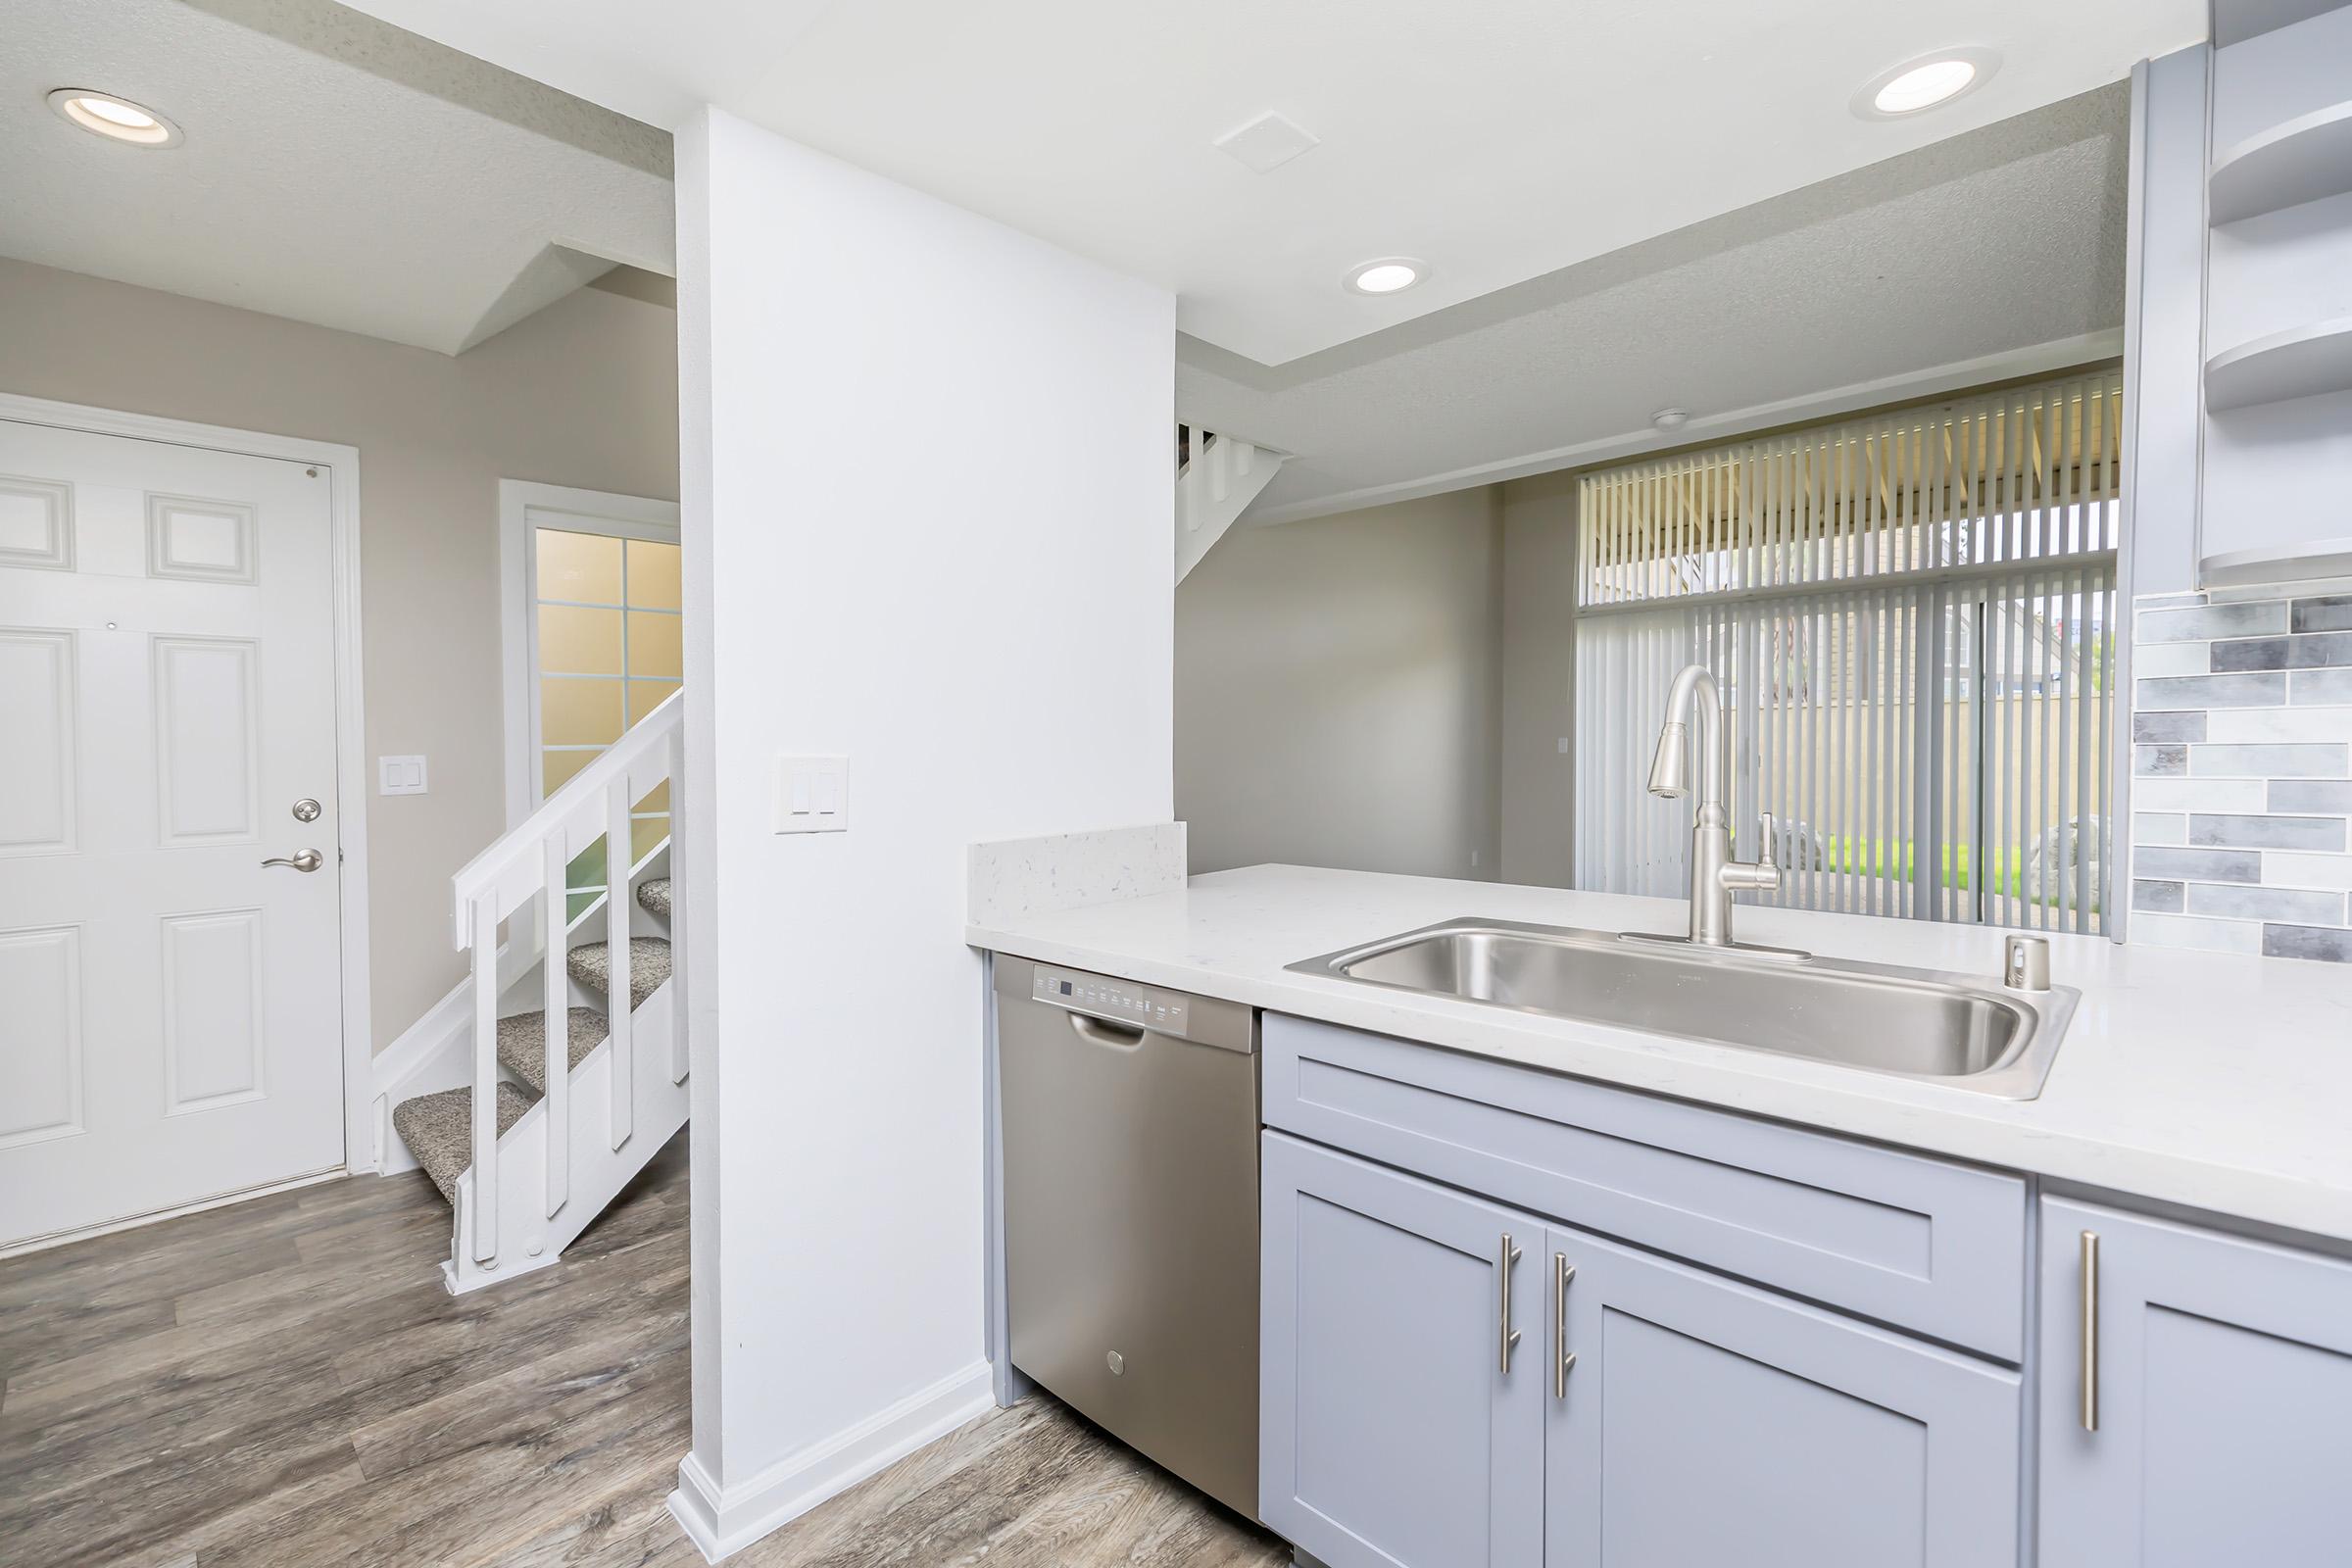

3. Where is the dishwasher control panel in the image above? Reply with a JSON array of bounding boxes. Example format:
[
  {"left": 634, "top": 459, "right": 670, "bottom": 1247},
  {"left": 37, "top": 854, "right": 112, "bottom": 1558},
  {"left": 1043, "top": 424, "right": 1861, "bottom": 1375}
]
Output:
[{"left": 1032, "top": 964, "right": 1189, "bottom": 1036}]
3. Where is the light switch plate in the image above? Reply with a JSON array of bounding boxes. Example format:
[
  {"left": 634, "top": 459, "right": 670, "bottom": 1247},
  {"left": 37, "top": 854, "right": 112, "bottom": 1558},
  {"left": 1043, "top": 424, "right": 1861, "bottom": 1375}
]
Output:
[
  {"left": 379, "top": 755, "right": 428, "bottom": 795},
  {"left": 776, "top": 755, "right": 849, "bottom": 834}
]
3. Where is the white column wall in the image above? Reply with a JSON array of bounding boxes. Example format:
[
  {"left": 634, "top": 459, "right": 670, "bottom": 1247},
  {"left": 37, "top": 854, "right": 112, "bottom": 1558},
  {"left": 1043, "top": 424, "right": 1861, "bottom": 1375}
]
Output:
[{"left": 671, "top": 107, "right": 1174, "bottom": 1554}]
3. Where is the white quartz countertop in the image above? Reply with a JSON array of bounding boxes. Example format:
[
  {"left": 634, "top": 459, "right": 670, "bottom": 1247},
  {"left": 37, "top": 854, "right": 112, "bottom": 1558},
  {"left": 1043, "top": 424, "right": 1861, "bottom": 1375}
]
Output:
[{"left": 969, "top": 864, "right": 2352, "bottom": 1245}]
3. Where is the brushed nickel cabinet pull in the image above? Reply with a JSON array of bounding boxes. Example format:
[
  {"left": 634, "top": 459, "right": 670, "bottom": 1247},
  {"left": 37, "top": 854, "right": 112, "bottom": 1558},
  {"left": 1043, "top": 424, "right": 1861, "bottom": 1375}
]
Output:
[
  {"left": 1498, "top": 1234, "right": 1524, "bottom": 1373},
  {"left": 2081, "top": 1229, "right": 2100, "bottom": 1433},
  {"left": 1553, "top": 1254, "right": 1577, "bottom": 1399}
]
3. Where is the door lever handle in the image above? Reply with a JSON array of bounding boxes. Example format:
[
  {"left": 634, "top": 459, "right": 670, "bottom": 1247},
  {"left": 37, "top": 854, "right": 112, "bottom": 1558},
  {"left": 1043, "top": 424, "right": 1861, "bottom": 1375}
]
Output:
[{"left": 263, "top": 849, "right": 324, "bottom": 873}]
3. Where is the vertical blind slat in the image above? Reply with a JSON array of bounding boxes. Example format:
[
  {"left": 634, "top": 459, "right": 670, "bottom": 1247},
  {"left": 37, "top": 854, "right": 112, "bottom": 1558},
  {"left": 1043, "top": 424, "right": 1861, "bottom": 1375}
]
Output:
[{"left": 1574, "top": 371, "right": 2120, "bottom": 932}]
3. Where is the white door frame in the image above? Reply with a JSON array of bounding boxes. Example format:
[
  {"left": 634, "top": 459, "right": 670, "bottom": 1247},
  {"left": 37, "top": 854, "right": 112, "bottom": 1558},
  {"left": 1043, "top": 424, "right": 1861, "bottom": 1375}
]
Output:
[
  {"left": 0, "top": 390, "right": 373, "bottom": 1177},
  {"left": 497, "top": 478, "right": 681, "bottom": 828}
]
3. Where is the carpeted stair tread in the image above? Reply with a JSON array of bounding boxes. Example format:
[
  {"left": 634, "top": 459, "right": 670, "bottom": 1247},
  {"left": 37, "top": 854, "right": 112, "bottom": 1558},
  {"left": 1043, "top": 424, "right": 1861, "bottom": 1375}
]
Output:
[
  {"left": 392, "top": 1083, "right": 537, "bottom": 1203},
  {"left": 636, "top": 878, "right": 672, "bottom": 919},
  {"left": 495, "top": 1006, "right": 610, "bottom": 1094},
  {"left": 567, "top": 936, "right": 671, "bottom": 1009}
]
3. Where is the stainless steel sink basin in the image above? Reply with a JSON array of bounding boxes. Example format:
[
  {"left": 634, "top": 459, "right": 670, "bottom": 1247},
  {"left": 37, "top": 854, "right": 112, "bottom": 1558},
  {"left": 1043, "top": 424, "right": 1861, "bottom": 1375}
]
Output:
[{"left": 1286, "top": 918, "right": 2076, "bottom": 1099}]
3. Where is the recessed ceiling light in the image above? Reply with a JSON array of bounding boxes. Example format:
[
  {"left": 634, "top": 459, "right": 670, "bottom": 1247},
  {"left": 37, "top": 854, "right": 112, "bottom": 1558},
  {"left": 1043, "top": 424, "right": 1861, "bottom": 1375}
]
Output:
[
  {"left": 1651, "top": 408, "right": 1690, "bottom": 431},
  {"left": 1876, "top": 60, "right": 1975, "bottom": 113},
  {"left": 48, "top": 88, "right": 181, "bottom": 147},
  {"left": 1345, "top": 258, "right": 1427, "bottom": 297},
  {"left": 1851, "top": 48, "right": 1998, "bottom": 121}
]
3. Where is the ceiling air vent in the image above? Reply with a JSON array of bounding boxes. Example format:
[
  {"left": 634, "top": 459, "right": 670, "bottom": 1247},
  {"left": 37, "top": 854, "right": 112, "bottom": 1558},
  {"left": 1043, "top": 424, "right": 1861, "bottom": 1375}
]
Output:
[{"left": 1213, "top": 112, "right": 1319, "bottom": 175}]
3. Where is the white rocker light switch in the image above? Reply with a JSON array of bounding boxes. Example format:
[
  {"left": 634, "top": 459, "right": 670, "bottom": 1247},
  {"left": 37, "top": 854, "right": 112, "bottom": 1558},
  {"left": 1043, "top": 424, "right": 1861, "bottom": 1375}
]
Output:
[
  {"left": 378, "top": 756, "right": 428, "bottom": 795},
  {"left": 776, "top": 756, "right": 849, "bottom": 833}
]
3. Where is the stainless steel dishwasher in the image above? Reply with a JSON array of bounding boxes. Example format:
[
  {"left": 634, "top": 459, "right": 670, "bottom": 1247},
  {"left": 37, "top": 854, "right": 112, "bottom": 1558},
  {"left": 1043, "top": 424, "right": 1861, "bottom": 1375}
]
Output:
[{"left": 995, "top": 958, "right": 1259, "bottom": 1519}]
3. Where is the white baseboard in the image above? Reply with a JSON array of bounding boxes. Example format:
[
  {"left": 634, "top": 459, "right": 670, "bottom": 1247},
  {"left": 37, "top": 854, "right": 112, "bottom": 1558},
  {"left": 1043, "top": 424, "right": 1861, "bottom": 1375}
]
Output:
[
  {"left": 665, "top": 1452, "right": 728, "bottom": 1562},
  {"left": 665, "top": 1360, "right": 994, "bottom": 1562}
]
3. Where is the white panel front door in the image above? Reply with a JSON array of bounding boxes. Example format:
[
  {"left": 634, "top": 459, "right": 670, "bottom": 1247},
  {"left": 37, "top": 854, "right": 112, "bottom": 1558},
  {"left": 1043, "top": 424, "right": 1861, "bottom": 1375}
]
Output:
[{"left": 0, "top": 418, "right": 343, "bottom": 1248}]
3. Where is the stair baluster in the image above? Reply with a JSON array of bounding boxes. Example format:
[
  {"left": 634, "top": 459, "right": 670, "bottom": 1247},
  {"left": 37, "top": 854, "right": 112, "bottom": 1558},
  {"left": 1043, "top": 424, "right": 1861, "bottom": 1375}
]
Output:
[
  {"left": 607, "top": 773, "right": 635, "bottom": 1152},
  {"left": 468, "top": 891, "right": 498, "bottom": 1263},
  {"left": 542, "top": 833, "right": 570, "bottom": 1216},
  {"left": 667, "top": 725, "right": 690, "bottom": 1086},
  {"left": 1174, "top": 423, "right": 1285, "bottom": 584}
]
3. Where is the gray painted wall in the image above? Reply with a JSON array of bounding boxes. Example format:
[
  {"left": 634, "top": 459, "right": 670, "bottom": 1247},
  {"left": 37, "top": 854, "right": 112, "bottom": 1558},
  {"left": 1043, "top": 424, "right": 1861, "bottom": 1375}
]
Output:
[
  {"left": 1176, "top": 488, "right": 1504, "bottom": 880},
  {"left": 0, "top": 257, "right": 680, "bottom": 1052},
  {"left": 1497, "top": 471, "right": 1579, "bottom": 888}
]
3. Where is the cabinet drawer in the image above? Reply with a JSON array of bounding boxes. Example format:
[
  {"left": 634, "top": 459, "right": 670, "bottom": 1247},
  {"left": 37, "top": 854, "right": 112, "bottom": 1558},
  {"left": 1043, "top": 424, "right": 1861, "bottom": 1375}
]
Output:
[{"left": 1263, "top": 1012, "right": 2027, "bottom": 1360}]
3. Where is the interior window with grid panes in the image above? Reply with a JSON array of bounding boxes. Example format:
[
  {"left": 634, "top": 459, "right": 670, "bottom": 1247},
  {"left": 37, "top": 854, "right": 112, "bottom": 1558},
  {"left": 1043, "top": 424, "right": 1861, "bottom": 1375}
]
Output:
[{"left": 537, "top": 528, "right": 680, "bottom": 918}]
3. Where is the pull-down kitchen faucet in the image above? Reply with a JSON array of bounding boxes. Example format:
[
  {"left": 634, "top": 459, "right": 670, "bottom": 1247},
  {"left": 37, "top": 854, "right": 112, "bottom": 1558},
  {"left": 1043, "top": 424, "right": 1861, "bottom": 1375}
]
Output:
[{"left": 1646, "top": 663, "right": 1785, "bottom": 949}]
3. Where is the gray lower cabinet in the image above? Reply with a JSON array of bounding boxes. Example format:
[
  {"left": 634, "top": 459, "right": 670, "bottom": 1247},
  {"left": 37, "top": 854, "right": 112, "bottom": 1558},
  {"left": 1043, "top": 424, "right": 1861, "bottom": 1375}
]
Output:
[
  {"left": 1263, "top": 1131, "right": 2022, "bottom": 1568},
  {"left": 1544, "top": 1223, "right": 2021, "bottom": 1567},
  {"left": 1261, "top": 1131, "right": 1546, "bottom": 1568},
  {"left": 2038, "top": 1197, "right": 2352, "bottom": 1566},
  {"left": 1257, "top": 1013, "right": 2352, "bottom": 1566}
]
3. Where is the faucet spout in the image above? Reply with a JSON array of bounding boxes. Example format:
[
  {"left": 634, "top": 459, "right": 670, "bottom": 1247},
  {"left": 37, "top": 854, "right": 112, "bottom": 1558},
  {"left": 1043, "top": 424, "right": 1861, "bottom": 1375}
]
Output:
[
  {"left": 1648, "top": 665, "right": 1726, "bottom": 813},
  {"left": 1649, "top": 663, "right": 1781, "bottom": 947},
  {"left": 1646, "top": 721, "right": 1690, "bottom": 798}
]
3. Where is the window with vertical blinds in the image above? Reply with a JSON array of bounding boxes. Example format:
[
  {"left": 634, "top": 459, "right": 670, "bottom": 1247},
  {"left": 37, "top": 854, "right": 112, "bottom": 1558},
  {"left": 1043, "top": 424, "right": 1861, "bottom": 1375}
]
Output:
[{"left": 1573, "top": 368, "right": 2124, "bottom": 933}]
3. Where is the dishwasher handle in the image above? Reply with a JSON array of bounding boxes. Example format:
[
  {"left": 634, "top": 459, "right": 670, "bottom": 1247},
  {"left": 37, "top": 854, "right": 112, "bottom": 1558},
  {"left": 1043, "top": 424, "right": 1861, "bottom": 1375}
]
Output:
[{"left": 1067, "top": 1011, "right": 1148, "bottom": 1050}]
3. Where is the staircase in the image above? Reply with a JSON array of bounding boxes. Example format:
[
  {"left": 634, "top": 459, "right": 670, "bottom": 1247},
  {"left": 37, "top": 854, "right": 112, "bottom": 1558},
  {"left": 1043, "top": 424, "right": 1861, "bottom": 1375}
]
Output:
[
  {"left": 1176, "top": 422, "right": 1286, "bottom": 583},
  {"left": 384, "top": 691, "right": 689, "bottom": 1295}
]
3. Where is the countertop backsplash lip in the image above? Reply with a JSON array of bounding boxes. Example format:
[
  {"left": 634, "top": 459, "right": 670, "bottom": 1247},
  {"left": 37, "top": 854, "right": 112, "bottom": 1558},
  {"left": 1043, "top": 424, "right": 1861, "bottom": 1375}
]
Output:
[
  {"left": 969, "top": 862, "right": 2352, "bottom": 1249},
  {"left": 966, "top": 821, "right": 1187, "bottom": 928}
]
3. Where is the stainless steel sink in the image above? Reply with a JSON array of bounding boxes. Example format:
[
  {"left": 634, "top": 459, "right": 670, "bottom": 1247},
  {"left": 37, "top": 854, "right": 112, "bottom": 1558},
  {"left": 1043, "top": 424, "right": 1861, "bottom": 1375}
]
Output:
[{"left": 1286, "top": 918, "right": 2076, "bottom": 1099}]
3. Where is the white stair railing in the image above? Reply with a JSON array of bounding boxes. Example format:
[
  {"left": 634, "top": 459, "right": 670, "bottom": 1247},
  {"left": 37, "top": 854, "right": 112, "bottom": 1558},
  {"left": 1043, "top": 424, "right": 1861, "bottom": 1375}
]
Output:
[
  {"left": 1176, "top": 423, "right": 1286, "bottom": 583},
  {"left": 449, "top": 689, "right": 683, "bottom": 1268}
]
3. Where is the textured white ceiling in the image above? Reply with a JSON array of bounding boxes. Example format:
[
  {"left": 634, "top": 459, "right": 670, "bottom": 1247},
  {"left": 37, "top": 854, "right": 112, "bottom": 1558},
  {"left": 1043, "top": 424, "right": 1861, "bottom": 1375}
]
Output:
[
  {"left": 0, "top": 0, "right": 674, "bottom": 355},
  {"left": 336, "top": 0, "right": 2199, "bottom": 366},
  {"left": 1183, "top": 85, "right": 2133, "bottom": 521}
]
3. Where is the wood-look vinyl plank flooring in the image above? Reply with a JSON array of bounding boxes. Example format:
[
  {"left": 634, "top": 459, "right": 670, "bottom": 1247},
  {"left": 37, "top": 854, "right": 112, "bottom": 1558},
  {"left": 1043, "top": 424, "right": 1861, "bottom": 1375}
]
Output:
[{"left": 1, "top": 1131, "right": 1288, "bottom": 1567}]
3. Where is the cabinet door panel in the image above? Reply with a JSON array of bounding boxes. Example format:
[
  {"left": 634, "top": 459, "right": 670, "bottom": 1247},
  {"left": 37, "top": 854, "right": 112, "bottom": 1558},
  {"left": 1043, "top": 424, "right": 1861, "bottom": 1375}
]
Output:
[
  {"left": 2040, "top": 1198, "right": 2352, "bottom": 1566},
  {"left": 1546, "top": 1224, "right": 2021, "bottom": 1568},
  {"left": 1261, "top": 1133, "right": 1545, "bottom": 1568}
]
